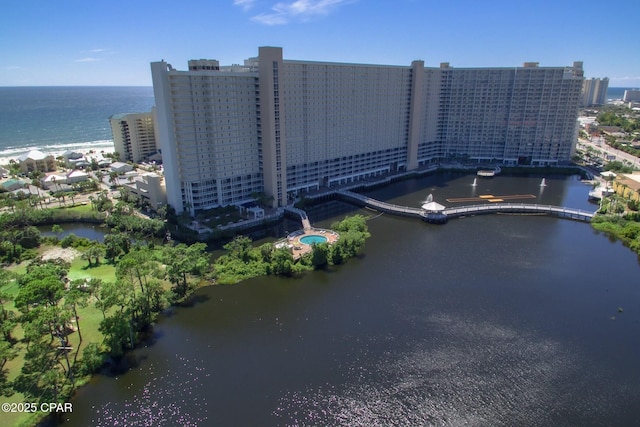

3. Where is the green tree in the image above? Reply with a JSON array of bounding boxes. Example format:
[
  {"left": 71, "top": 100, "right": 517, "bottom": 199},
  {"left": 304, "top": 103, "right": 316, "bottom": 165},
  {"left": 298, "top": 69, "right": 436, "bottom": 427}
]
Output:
[
  {"left": 79, "top": 342, "right": 104, "bottom": 375},
  {"left": 108, "top": 171, "right": 119, "bottom": 187},
  {"left": 0, "top": 290, "right": 17, "bottom": 344},
  {"left": 0, "top": 336, "right": 17, "bottom": 396},
  {"left": 85, "top": 278, "right": 107, "bottom": 319},
  {"left": 68, "top": 190, "right": 78, "bottom": 206},
  {"left": 605, "top": 160, "right": 634, "bottom": 173},
  {"left": 13, "top": 339, "right": 61, "bottom": 401},
  {"left": 82, "top": 243, "right": 105, "bottom": 267},
  {"left": 163, "top": 243, "right": 209, "bottom": 300},
  {"left": 329, "top": 241, "right": 345, "bottom": 265},
  {"left": 103, "top": 232, "right": 131, "bottom": 262},
  {"left": 99, "top": 314, "right": 131, "bottom": 358},
  {"left": 223, "top": 236, "right": 253, "bottom": 262},
  {"left": 51, "top": 224, "right": 64, "bottom": 236},
  {"left": 117, "top": 249, "right": 159, "bottom": 325},
  {"left": 65, "top": 282, "right": 90, "bottom": 343},
  {"left": 271, "top": 247, "right": 294, "bottom": 276},
  {"left": 311, "top": 242, "right": 329, "bottom": 269},
  {"left": 15, "top": 262, "right": 68, "bottom": 312},
  {"left": 259, "top": 242, "right": 274, "bottom": 263},
  {"left": 99, "top": 279, "right": 134, "bottom": 315}
]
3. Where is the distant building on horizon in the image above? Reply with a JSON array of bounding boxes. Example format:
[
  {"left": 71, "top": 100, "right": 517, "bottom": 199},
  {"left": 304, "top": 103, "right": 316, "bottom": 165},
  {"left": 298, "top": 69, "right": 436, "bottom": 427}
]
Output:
[
  {"left": 623, "top": 89, "right": 640, "bottom": 102},
  {"left": 109, "top": 111, "right": 159, "bottom": 163},
  {"left": 581, "top": 77, "right": 609, "bottom": 107},
  {"left": 151, "top": 47, "right": 584, "bottom": 215}
]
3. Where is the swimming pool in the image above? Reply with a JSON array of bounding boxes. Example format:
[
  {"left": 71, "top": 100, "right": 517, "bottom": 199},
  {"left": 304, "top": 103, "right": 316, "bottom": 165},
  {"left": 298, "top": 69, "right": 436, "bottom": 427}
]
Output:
[{"left": 300, "top": 235, "right": 328, "bottom": 245}]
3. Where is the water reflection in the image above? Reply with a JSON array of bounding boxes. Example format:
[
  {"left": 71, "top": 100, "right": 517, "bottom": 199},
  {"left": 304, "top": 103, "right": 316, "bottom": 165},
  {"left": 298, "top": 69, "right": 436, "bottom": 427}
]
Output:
[
  {"left": 274, "top": 311, "right": 627, "bottom": 426},
  {"left": 90, "top": 355, "right": 210, "bottom": 427},
  {"left": 63, "top": 174, "right": 640, "bottom": 427},
  {"left": 38, "top": 223, "right": 107, "bottom": 242}
]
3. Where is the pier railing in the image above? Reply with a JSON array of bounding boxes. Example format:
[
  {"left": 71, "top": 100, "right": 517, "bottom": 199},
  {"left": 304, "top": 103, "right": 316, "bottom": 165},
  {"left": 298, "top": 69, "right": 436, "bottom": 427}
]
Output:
[
  {"left": 444, "top": 203, "right": 594, "bottom": 221},
  {"left": 336, "top": 190, "right": 424, "bottom": 218},
  {"left": 336, "top": 190, "right": 595, "bottom": 223}
]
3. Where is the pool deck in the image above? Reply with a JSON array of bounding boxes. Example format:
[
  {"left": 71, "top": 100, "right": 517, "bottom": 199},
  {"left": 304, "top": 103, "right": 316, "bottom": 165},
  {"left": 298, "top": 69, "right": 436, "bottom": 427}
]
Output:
[{"left": 281, "top": 228, "right": 340, "bottom": 259}]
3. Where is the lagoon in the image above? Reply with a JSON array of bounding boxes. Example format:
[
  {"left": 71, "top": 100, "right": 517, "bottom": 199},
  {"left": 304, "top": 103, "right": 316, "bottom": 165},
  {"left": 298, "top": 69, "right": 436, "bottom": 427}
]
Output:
[{"left": 63, "top": 173, "right": 640, "bottom": 426}]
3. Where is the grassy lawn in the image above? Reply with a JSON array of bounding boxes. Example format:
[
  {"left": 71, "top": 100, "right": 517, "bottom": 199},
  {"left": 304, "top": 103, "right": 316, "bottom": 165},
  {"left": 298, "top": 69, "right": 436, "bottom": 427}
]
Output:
[
  {"left": 0, "top": 234, "right": 208, "bottom": 427},
  {"left": 68, "top": 256, "right": 116, "bottom": 283},
  {"left": 1, "top": 242, "right": 116, "bottom": 427},
  {"left": 55, "top": 203, "right": 93, "bottom": 214}
]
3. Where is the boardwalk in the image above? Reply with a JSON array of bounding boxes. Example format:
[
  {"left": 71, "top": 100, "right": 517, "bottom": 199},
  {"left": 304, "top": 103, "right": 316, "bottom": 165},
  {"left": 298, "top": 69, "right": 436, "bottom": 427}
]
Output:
[
  {"left": 335, "top": 190, "right": 595, "bottom": 223},
  {"left": 336, "top": 190, "right": 424, "bottom": 218},
  {"left": 443, "top": 203, "right": 595, "bottom": 222}
]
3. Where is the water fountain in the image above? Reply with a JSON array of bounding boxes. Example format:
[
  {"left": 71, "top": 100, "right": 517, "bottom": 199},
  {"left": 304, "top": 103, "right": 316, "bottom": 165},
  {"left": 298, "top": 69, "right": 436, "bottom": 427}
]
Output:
[
  {"left": 540, "top": 178, "right": 547, "bottom": 187},
  {"left": 472, "top": 178, "right": 477, "bottom": 186}
]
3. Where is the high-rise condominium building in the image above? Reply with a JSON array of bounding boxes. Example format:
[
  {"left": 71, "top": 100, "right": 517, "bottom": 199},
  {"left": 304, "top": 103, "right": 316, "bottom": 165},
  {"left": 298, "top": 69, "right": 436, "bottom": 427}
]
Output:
[
  {"left": 109, "top": 111, "right": 158, "bottom": 163},
  {"left": 151, "top": 47, "right": 584, "bottom": 215},
  {"left": 580, "top": 77, "right": 609, "bottom": 107},
  {"left": 623, "top": 89, "right": 640, "bottom": 102}
]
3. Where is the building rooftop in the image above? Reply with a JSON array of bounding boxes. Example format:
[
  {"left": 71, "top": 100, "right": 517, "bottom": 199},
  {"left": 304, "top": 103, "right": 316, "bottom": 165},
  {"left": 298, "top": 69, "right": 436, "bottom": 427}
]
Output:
[
  {"left": 17, "top": 150, "right": 49, "bottom": 161},
  {"left": 618, "top": 173, "right": 640, "bottom": 192}
]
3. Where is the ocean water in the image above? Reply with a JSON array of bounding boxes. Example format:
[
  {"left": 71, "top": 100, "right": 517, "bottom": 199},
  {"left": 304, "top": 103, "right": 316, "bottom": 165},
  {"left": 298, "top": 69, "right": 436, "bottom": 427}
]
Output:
[
  {"left": 607, "top": 87, "right": 635, "bottom": 101},
  {"left": 0, "top": 86, "right": 154, "bottom": 164}
]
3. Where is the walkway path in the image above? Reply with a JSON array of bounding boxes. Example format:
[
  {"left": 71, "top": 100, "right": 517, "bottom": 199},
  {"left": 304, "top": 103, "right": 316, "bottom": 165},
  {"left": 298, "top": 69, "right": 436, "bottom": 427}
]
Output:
[{"left": 336, "top": 190, "right": 596, "bottom": 223}]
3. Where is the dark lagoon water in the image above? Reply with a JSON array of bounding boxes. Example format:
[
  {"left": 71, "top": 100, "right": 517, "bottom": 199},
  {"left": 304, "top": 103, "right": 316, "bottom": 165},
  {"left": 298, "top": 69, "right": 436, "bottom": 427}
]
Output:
[
  {"left": 38, "top": 223, "right": 107, "bottom": 242},
  {"left": 62, "top": 173, "right": 640, "bottom": 427}
]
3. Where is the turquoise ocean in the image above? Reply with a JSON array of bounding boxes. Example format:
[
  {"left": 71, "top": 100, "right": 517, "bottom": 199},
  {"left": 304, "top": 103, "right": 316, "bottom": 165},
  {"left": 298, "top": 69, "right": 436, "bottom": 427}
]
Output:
[{"left": 0, "top": 85, "right": 633, "bottom": 166}]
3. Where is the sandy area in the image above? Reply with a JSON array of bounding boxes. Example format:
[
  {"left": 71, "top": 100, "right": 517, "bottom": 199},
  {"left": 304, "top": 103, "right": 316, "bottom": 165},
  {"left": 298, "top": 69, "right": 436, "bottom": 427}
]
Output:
[
  {"left": 0, "top": 145, "right": 115, "bottom": 168},
  {"left": 41, "top": 247, "right": 81, "bottom": 262}
]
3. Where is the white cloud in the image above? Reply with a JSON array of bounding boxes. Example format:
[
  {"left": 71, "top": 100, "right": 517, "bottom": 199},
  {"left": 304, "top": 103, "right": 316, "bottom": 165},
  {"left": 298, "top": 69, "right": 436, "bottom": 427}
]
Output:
[
  {"left": 233, "top": 0, "right": 256, "bottom": 11},
  {"left": 245, "top": 0, "right": 354, "bottom": 25},
  {"left": 74, "top": 57, "right": 103, "bottom": 63},
  {"left": 74, "top": 48, "right": 116, "bottom": 63},
  {"left": 89, "top": 48, "right": 115, "bottom": 54},
  {"left": 612, "top": 76, "right": 640, "bottom": 82},
  {"left": 609, "top": 76, "right": 640, "bottom": 87}
]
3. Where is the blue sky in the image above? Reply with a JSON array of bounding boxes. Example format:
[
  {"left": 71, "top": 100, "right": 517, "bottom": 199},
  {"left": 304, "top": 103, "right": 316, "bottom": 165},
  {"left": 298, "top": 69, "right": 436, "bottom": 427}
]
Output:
[{"left": 1, "top": 0, "right": 639, "bottom": 87}]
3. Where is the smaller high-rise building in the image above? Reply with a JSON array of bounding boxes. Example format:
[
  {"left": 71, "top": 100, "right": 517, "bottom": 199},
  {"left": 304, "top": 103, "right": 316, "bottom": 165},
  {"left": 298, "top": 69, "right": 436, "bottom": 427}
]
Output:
[
  {"left": 109, "top": 111, "right": 159, "bottom": 163},
  {"left": 580, "top": 77, "right": 609, "bottom": 107},
  {"left": 623, "top": 89, "right": 640, "bottom": 102}
]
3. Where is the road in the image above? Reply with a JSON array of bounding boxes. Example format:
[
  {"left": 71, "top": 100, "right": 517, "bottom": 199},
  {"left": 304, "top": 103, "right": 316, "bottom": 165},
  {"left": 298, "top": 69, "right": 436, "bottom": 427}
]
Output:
[{"left": 577, "top": 137, "right": 640, "bottom": 168}]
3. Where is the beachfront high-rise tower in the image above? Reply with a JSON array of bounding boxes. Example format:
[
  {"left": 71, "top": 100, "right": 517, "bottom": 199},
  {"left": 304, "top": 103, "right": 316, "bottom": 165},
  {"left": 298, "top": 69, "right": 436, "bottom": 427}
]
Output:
[
  {"left": 580, "top": 77, "right": 609, "bottom": 107},
  {"left": 151, "top": 47, "right": 584, "bottom": 215},
  {"left": 109, "top": 111, "right": 158, "bottom": 163}
]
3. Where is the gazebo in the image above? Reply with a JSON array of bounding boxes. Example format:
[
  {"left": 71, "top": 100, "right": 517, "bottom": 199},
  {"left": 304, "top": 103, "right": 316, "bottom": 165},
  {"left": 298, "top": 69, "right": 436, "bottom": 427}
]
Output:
[
  {"left": 420, "top": 194, "right": 448, "bottom": 224},
  {"left": 421, "top": 194, "right": 445, "bottom": 213}
]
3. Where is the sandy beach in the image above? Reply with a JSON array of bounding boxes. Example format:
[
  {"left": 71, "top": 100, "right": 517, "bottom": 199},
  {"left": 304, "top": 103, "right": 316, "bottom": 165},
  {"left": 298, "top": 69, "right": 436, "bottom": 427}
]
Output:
[{"left": 0, "top": 141, "right": 116, "bottom": 168}]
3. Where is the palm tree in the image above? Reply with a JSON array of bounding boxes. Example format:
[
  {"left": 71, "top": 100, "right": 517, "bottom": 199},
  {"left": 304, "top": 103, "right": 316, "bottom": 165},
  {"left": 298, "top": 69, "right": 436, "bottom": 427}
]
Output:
[
  {"left": 29, "top": 170, "right": 44, "bottom": 189},
  {"left": 8, "top": 159, "right": 20, "bottom": 177},
  {"left": 56, "top": 156, "right": 67, "bottom": 172},
  {"left": 53, "top": 192, "right": 66, "bottom": 207},
  {"left": 1, "top": 195, "right": 16, "bottom": 213},
  {"left": 108, "top": 172, "right": 119, "bottom": 187}
]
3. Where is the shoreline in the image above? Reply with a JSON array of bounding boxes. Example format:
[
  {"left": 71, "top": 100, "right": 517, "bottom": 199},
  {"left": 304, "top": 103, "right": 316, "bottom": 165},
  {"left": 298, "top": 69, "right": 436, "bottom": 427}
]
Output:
[{"left": 0, "top": 140, "right": 116, "bottom": 167}]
